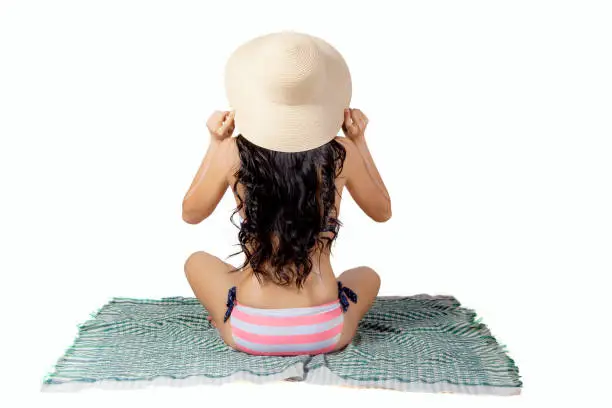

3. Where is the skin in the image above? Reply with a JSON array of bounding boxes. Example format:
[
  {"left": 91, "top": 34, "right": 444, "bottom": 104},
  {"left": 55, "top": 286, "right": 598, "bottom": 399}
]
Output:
[{"left": 182, "top": 108, "right": 391, "bottom": 350}]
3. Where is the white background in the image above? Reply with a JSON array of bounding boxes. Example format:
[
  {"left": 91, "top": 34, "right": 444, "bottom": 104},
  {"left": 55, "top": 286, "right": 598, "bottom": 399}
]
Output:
[{"left": 1, "top": 0, "right": 611, "bottom": 406}]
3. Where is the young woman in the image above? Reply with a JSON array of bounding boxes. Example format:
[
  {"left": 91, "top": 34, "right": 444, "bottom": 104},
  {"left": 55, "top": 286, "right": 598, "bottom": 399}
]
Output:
[{"left": 182, "top": 32, "right": 391, "bottom": 356}]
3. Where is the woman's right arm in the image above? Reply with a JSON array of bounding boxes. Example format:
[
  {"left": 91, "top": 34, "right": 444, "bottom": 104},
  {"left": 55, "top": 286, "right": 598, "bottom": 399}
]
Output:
[{"left": 338, "top": 109, "right": 392, "bottom": 222}]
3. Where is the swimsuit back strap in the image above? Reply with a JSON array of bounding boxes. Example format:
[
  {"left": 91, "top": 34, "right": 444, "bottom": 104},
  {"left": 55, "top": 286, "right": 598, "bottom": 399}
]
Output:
[
  {"left": 337, "top": 281, "right": 358, "bottom": 313},
  {"left": 223, "top": 286, "right": 237, "bottom": 322}
]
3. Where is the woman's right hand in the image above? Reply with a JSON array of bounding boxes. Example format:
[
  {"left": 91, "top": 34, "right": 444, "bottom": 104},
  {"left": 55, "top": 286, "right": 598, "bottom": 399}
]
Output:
[
  {"left": 342, "top": 108, "right": 368, "bottom": 141},
  {"left": 207, "top": 110, "right": 235, "bottom": 141}
]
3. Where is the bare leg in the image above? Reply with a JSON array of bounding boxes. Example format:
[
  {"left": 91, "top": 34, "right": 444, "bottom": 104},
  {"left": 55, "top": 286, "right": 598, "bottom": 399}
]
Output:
[
  {"left": 184, "top": 251, "right": 243, "bottom": 348},
  {"left": 334, "top": 266, "right": 381, "bottom": 350}
]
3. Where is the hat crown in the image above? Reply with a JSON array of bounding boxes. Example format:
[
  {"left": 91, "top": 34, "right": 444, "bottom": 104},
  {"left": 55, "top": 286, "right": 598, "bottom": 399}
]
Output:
[
  {"left": 224, "top": 31, "right": 352, "bottom": 152},
  {"left": 258, "top": 33, "right": 325, "bottom": 105}
]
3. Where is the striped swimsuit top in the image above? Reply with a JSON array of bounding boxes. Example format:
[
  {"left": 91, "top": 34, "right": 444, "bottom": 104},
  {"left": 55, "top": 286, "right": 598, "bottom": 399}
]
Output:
[{"left": 223, "top": 282, "right": 358, "bottom": 356}]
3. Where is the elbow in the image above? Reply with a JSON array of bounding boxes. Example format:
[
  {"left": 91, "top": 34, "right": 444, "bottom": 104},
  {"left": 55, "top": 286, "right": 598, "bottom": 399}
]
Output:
[
  {"left": 374, "top": 211, "right": 392, "bottom": 223},
  {"left": 182, "top": 201, "right": 206, "bottom": 225},
  {"left": 373, "top": 200, "right": 392, "bottom": 223},
  {"left": 182, "top": 212, "right": 201, "bottom": 225}
]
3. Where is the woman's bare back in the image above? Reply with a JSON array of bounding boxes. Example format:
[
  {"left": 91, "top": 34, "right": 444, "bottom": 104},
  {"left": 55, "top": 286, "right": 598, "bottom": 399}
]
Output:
[{"left": 225, "top": 136, "right": 348, "bottom": 309}]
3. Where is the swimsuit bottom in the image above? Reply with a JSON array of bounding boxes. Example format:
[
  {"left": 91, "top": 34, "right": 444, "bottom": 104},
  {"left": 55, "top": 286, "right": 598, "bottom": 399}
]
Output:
[{"left": 223, "top": 281, "right": 358, "bottom": 356}]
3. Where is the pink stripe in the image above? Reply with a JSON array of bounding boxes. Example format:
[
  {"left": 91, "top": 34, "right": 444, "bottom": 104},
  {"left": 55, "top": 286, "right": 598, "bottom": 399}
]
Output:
[
  {"left": 236, "top": 344, "right": 338, "bottom": 356},
  {"left": 231, "top": 305, "right": 342, "bottom": 326},
  {"left": 232, "top": 323, "right": 342, "bottom": 345}
]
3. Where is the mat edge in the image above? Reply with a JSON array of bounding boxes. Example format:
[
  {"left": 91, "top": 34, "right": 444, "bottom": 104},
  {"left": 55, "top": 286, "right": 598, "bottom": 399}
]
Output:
[
  {"left": 306, "top": 366, "right": 522, "bottom": 396},
  {"left": 41, "top": 364, "right": 306, "bottom": 393}
]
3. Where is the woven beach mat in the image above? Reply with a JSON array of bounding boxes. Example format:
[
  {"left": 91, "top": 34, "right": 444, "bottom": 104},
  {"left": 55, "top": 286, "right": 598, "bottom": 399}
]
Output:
[{"left": 42, "top": 295, "right": 521, "bottom": 395}]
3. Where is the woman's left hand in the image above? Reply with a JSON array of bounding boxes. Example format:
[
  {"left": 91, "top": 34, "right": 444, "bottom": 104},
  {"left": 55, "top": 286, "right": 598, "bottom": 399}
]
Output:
[{"left": 207, "top": 110, "right": 235, "bottom": 141}]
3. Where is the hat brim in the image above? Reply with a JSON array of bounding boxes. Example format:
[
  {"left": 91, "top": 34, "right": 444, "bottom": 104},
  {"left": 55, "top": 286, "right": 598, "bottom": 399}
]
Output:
[{"left": 233, "top": 100, "right": 345, "bottom": 153}]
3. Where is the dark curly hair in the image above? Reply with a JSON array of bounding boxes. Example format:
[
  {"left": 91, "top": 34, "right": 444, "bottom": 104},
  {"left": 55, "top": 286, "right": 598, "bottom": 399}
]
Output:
[{"left": 227, "top": 134, "right": 347, "bottom": 288}]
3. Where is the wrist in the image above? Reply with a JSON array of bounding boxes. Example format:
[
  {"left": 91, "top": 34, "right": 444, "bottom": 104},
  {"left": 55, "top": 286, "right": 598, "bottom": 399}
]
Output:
[
  {"left": 352, "top": 134, "right": 366, "bottom": 145},
  {"left": 208, "top": 134, "right": 224, "bottom": 144}
]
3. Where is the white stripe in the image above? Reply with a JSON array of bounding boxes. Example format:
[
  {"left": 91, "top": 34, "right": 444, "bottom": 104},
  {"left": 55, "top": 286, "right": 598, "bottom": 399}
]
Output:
[
  {"left": 234, "top": 334, "right": 341, "bottom": 353},
  {"left": 230, "top": 314, "right": 344, "bottom": 336}
]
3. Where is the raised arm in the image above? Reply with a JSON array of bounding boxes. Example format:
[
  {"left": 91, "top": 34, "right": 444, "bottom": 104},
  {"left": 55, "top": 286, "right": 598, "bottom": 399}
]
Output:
[
  {"left": 337, "top": 109, "right": 391, "bottom": 222},
  {"left": 182, "top": 111, "right": 236, "bottom": 224}
]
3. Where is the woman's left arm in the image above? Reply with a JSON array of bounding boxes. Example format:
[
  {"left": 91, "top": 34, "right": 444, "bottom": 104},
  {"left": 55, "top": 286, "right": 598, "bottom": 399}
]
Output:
[{"left": 182, "top": 111, "right": 235, "bottom": 224}]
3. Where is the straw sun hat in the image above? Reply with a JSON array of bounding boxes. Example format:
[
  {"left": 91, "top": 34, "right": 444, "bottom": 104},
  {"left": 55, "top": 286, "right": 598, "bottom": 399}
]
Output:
[{"left": 224, "top": 31, "right": 352, "bottom": 153}]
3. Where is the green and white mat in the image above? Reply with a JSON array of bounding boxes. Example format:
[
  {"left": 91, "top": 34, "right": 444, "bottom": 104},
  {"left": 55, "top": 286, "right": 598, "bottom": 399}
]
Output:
[{"left": 42, "top": 295, "right": 521, "bottom": 395}]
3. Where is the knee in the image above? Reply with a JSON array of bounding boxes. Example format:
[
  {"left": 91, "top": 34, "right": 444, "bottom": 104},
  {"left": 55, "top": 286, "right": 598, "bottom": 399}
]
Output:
[
  {"left": 184, "top": 251, "right": 209, "bottom": 278},
  {"left": 362, "top": 266, "right": 381, "bottom": 290},
  {"left": 335, "top": 336, "right": 353, "bottom": 352}
]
